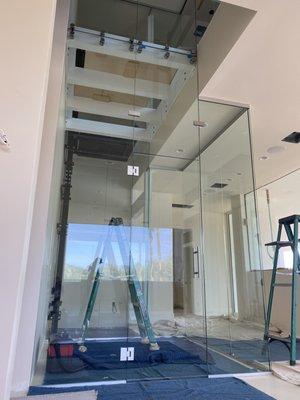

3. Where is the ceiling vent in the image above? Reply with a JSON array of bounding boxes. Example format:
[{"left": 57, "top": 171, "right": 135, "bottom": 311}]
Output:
[
  {"left": 282, "top": 131, "right": 300, "bottom": 144},
  {"left": 211, "top": 183, "right": 228, "bottom": 189},
  {"left": 172, "top": 203, "right": 193, "bottom": 209}
]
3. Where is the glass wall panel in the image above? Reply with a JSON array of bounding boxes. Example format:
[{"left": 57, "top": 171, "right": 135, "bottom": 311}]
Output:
[
  {"left": 199, "top": 105, "right": 269, "bottom": 373},
  {"left": 248, "top": 168, "right": 300, "bottom": 363},
  {"left": 42, "top": 138, "right": 134, "bottom": 385}
]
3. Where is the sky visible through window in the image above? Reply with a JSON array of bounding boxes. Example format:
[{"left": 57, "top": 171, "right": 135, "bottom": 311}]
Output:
[{"left": 63, "top": 223, "right": 173, "bottom": 281}]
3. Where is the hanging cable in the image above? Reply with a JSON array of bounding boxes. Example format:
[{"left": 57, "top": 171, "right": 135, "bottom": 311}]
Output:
[{"left": 266, "top": 189, "right": 275, "bottom": 260}]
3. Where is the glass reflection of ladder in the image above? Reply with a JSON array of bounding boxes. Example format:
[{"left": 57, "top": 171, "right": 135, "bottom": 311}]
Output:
[
  {"left": 79, "top": 217, "right": 159, "bottom": 351},
  {"left": 264, "top": 215, "right": 300, "bottom": 365}
]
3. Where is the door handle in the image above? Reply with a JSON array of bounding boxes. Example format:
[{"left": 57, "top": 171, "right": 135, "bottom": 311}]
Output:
[{"left": 193, "top": 246, "right": 200, "bottom": 278}]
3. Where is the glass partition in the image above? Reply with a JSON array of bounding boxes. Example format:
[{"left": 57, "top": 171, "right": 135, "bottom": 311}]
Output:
[
  {"left": 199, "top": 105, "right": 269, "bottom": 373},
  {"left": 32, "top": 0, "right": 272, "bottom": 388},
  {"left": 124, "top": 0, "right": 209, "bottom": 380},
  {"left": 246, "top": 168, "right": 300, "bottom": 363}
]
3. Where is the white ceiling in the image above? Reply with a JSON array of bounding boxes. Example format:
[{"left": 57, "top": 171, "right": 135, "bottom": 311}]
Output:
[
  {"left": 148, "top": 101, "right": 254, "bottom": 207},
  {"left": 151, "top": 99, "right": 243, "bottom": 169}
]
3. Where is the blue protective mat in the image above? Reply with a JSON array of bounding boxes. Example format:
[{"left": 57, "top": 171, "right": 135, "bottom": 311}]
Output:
[
  {"left": 28, "top": 377, "right": 275, "bottom": 399},
  {"left": 206, "top": 337, "right": 300, "bottom": 363},
  {"left": 45, "top": 339, "right": 214, "bottom": 384}
]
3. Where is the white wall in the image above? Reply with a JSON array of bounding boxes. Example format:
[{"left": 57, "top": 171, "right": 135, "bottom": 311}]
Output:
[{"left": 0, "top": 2, "right": 60, "bottom": 398}]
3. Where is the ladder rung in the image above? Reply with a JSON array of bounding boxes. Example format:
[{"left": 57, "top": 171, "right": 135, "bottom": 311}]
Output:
[
  {"left": 273, "top": 282, "right": 292, "bottom": 287},
  {"left": 265, "top": 241, "right": 293, "bottom": 247}
]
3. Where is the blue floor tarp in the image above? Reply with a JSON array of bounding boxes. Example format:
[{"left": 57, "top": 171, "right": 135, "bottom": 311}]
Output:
[{"left": 28, "top": 377, "right": 275, "bottom": 399}]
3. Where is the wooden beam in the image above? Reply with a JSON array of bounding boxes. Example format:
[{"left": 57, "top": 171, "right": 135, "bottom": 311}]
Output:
[
  {"left": 66, "top": 118, "right": 152, "bottom": 142},
  {"left": 67, "top": 95, "right": 157, "bottom": 123},
  {"left": 146, "top": 67, "right": 196, "bottom": 135},
  {"left": 68, "top": 67, "right": 169, "bottom": 100}
]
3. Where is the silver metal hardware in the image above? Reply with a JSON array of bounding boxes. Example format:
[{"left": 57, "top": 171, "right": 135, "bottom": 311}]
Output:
[
  {"left": 193, "top": 246, "right": 200, "bottom": 278},
  {"left": 128, "top": 110, "right": 141, "bottom": 118},
  {"left": 127, "top": 165, "right": 139, "bottom": 176},
  {"left": 120, "top": 347, "right": 134, "bottom": 361}
]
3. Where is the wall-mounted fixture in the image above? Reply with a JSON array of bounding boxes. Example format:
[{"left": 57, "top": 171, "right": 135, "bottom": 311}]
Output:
[
  {"left": 259, "top": 155, "right": 269, "bottom": 161},
  {"left": 128, "top": 110, "right": 141, "bottom": 118},
  {"left": 282, "top": 131, "right": 300, "bottom": 144},
  {"left": 0, "top": 129, "right": 9, "bottom": 148},
  {"left": 193, "top": 120, "right": 207, "bottom": 128}
]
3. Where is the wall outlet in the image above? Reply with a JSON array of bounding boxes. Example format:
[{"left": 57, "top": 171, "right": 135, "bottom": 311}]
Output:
[{"left": 120, "top": 347, "right": 134, "bottom": 361}]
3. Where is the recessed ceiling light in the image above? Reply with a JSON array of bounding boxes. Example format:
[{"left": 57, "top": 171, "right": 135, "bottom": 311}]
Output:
[
  {"left": 259, "top": 155, "right": 269, "bottom": 160},
  {"left": 267, "top": 145, "right": 285, "bottom": 154},
  {"left": 176, "top": 149, "right": 184, "bottom": 153},
  {"left": 236, "top": 172, "right": 242, "bottom": 176}
]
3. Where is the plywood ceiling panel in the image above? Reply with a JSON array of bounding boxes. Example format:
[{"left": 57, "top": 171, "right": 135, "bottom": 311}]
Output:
[
  {"left": 84, "top": 51, "right": 176, "bottom": 84},
  {"left": 74, "top": 85, "right": 156, "bottom": 108}
]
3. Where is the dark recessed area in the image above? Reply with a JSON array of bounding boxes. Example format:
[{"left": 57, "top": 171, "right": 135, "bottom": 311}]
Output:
[
  {"left": 67, "top": 131, "right": 136, "bottom": 161},
  {"left": 75, "top": 48, "right": 86, "bottom": 68},
  {"left": 282, "top": 131, "right": 300, "bottom": 144},
  {"left": 211, "top": 183, "right": 228, "bottom": 189},
  {"left": 76, "top": 112, "right": 147, "bottom": 129},
  {"left": 172, "top": 203, "right": 193, "bottom": 209}
]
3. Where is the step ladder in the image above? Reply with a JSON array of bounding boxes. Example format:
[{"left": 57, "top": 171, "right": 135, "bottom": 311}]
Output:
[
  {"left": 80, "top": 217, "right": 159, "bottom": 351},
  {"left": 264, "top": 214, "right": 300, "bottom": 365}
]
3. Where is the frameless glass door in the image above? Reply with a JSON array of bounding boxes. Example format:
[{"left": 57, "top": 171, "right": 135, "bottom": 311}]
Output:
[{"left": 126, "top": 152, "right": 208, "bottom": 380}]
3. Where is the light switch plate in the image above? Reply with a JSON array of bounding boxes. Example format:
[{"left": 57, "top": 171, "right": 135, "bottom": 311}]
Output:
[{"left": 120, "top": 347, "right": 135, "bottom": 361}]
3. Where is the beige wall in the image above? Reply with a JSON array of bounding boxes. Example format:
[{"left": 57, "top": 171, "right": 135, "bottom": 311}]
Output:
[
  {"left": 11, "top": 2, "right": 70, "bottom": 394},
  {"left": 202, "top": 0, "right": 300, "bottom": 187},
  {"left": 202, "top": 0, "right": 300, "bottom": 336},
  {"left": 0, "top": 1, "right": 59, "bottom": 398}
]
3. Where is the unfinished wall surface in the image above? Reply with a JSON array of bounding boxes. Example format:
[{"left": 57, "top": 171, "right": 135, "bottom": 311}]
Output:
[{"left": 0, "top": 1, "right": 59, "bottom": 398}]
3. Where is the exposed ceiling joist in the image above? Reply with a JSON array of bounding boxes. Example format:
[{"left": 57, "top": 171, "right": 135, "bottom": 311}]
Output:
[
  {"left": 66, "top": 118, "right": 152, "bottom": 141},
  {"left": 67, "top": 95, "right": 157, "bottom": 123},
  {"left": 68, "top": 67, "right": 169, "bottom": 100},
  {"left": 68, "top": 28, "right": 194, "bottom": 71}
]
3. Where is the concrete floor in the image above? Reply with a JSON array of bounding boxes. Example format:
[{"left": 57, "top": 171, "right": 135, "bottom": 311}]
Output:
[{"left": 242, "top": 374, "right": 300, "bottom": 400}]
